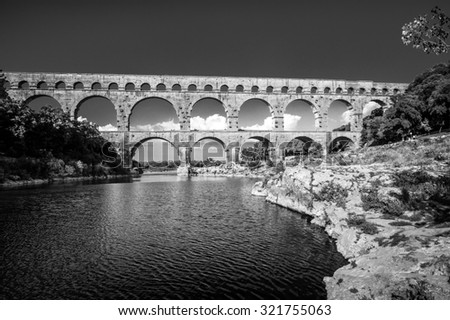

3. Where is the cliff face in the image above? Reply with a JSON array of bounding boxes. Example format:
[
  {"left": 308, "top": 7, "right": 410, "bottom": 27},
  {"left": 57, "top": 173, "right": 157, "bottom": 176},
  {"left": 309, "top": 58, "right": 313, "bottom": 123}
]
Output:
[{"left": 258, "top": 165, "right": 450, "bottom": 299}]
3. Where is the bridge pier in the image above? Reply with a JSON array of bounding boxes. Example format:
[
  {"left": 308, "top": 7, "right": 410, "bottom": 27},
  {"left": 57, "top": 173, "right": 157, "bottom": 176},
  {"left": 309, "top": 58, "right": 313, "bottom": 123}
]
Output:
[{"left": 226, "top": 147, "right": 240, "bottom": 164}]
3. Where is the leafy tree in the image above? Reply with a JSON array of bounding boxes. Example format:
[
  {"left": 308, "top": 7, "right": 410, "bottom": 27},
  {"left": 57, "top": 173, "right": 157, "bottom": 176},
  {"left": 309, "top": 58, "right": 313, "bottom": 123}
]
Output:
[{"left": 402, "top": 6, "right": 450, "bottom": 54}]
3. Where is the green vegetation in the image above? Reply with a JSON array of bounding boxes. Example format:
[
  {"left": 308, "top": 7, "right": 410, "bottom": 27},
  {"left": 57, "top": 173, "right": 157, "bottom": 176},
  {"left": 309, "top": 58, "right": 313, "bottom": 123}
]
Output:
[
  {"left": 361, "top": 61, "right": 450, "bottom": 146},
  {"left": 0, "top": 71, "right": 127, "bottom": 183},
  {"left": 314, "top": 181, "right": 348, "bottom": 208},
  {"left": 346, "top": 214, "right": 379, "bottom": 235},
  {"left": 401, "top": 6, "right": 450, "bottom": 55}
]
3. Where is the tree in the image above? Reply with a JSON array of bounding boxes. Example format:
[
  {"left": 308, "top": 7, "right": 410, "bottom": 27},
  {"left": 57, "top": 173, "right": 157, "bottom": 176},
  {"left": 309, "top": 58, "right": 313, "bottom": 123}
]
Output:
[{"left": 402, "top": 6, "right": 450, "bottom": 54}]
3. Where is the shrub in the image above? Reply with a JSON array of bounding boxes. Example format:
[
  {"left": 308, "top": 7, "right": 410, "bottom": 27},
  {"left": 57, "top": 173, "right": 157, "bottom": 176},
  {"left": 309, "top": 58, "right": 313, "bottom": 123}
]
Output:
[
  {"left": 347, "top": 214, "right": 379, "bottom": 235},
  {"left": 315, "top": 182, "right": 348, "bottom": 208},
  {"left": 389, "top": 221, "right": 413, "bottom": 226}
]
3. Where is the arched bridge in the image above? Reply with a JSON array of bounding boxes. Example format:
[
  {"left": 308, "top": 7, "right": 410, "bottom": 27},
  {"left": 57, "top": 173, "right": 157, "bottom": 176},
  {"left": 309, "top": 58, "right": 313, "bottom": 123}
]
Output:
[{"left": 4, "top": 71, "right": 408, "bottom": 164}]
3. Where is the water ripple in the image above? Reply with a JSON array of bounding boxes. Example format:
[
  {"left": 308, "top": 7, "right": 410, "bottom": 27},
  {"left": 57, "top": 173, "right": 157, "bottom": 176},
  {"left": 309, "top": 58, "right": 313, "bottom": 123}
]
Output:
[{"left": 0, "top": 176, "right": 346, "bottom": 299}]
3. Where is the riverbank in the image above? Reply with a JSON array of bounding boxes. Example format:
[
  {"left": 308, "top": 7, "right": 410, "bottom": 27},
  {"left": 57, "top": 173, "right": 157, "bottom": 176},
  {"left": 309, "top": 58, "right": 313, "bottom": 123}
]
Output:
[
  {"left": 0, "top": 173, "right": 133, "bottom": 190},
  {"left": 252, "top": 135, "right": 450, "bottom": 299},
  {"left": 185, "top": 162, "right": 282, "bottom": 178}
]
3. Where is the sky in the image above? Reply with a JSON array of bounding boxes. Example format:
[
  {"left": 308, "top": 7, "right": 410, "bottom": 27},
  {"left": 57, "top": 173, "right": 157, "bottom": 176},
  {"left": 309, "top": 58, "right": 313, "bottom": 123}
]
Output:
[{"left": 3, "top": 0, "right": 450, "bottom": 160}]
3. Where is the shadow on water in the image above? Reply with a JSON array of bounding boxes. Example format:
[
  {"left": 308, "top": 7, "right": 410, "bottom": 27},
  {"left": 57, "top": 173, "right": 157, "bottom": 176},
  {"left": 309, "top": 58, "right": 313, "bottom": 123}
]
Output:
[{"left": 0, "top": 175, "right": 346, "bottom": 299}]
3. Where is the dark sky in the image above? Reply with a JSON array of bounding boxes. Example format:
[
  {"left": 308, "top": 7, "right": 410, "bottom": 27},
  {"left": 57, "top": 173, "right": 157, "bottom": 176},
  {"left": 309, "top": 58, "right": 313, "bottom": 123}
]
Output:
[{"left": 2, "top": 0, "right": 450, "bottom": 83}]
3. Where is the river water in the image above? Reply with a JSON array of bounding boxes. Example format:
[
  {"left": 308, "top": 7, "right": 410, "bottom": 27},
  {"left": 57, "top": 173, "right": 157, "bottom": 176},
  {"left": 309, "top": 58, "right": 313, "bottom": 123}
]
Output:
[{"left": 0, "top": 175, "right": 346, "bottom": 299}]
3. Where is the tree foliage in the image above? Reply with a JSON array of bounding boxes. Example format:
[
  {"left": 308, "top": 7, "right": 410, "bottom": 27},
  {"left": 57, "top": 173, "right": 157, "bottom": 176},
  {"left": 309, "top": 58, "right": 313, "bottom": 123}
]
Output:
[
  {"left": 402, "top": 6, "right": 450, "bottom": 55},
  {"left": 1, "top": 71, "right": 124, "bottom": 180},
  {"left": 361, "top": 62, "right": 450, "bottom": 146}
]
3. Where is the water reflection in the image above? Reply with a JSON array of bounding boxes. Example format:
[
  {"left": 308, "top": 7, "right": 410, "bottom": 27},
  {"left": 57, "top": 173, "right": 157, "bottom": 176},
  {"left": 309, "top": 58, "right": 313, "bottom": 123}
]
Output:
[{"left": 0, "top": 176, "right": 346, "bottom": 299}]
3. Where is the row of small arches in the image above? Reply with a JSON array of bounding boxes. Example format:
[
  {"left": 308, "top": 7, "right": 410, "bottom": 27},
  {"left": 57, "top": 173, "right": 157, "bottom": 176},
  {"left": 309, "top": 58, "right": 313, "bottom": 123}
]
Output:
[{"left": 16, "top": 80, "right": 401, "bottom": 95}]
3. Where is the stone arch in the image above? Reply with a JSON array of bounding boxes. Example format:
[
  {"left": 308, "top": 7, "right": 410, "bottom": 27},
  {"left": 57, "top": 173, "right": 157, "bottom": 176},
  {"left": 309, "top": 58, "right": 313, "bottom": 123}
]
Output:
[
  {"left": 129, "top": 96, "right": 178, "bottom": 123},
  {"left": 359, "top": 88, "right": 366, "bottom": 95},
  {"left": 296, "top": 86, "right": 303, "bottom": 94},
  {"left": 240, "top": 136, "right": 274, "bottom": 162},
  {"left": 382, "top": 88, "right": 389, "bottom": 94},
  {"left": 220, "top": 85, "right": 228, "bottom": 92},
  {"left": 267, "top": 86, "right": 274, "bottom": 93},
  {"left": 284, "top": 136, "right": 315, "bottom": 157},
  {"left": 130, "top": 136, "right": 178, "bottom": 164},
  {"left": 336, "top": 87, "right": 342, "bottom": 94},
  {"left": 55, "top": 81, "right": 66, "bottom": 89},
  {"left": 193, "top": 136, "right": 226, "bottom": 149},
  {"left": 188, "top": 84, "right": 197, "bottom": 91},
  {"left": 236, "top": 85, "right": 244, "bottom": 92},
  {"left": 310, "top": 86, "right": 317, "bottom": 94},
  {"left": 328, "top": 99, "right": 353, "bottom": 131},
  {"left": 73, "top": 82, "right": 84, "bottom": 90},
  {"left": 238, "top": 98, "right": 274, "bottom": 130},
  {"left": 284, "top": 98, "right": 318, "bottom": 131},
  {"left": 189, "top": 97, "right": 228, "bottom": 130},
  {"left": 204, "top": 84, "right": 213, "bottom": 91},
  {"left": 140, "top": 83, "right": 150, "bottom": 91},
  {"left": 157, "top": 83, "right": 166, "bottom": 91},
  {"left": 24, "top": 94, "right": 63, "bottom": 111},
  {"left": 109, "top": 82, "right": 119, "bottom": 90},
  {"left": 370, "top": 88, "right": 378, "bottom": 95},
  {"left": 36, "top": 81, "right": 48, "bottom": 90},
  {"left": 172, "top": 84, "right": 181, "bottom": 91},
  {"left": 91, "top": 82, "right": 102, "bottom": 90},
  {"left": 324, "top": 87, "right": 331, "bottom": 94},
  {"left": 329, "top": 136, "right": 355, "bottom": 153},
  {"left": 125, "top": 82, "right": 135, "bottom": 91},
  {"left": 347, "top": 87, "right": 354, "bottom": 95},
  {"left": 74, "top": 95, "right": 117, "bottom": 125},
  {"left": 251, "top": 85, "right": 259, "bottom": 93},
  {"left": 18, "top": 80, "right": 29, "bottom": 89},
  {"left": 192, "top": 137, "right": 227, "bottom": 162},
  {"left": 281, "top": 86, "right": 288, "bottom": 93}
]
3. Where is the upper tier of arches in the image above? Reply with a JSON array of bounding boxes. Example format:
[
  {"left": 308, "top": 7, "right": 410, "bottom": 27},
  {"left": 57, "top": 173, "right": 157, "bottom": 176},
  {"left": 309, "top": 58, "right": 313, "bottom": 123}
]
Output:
[{"left": 5, "top": 72, "right": 408, "bottom": 96}]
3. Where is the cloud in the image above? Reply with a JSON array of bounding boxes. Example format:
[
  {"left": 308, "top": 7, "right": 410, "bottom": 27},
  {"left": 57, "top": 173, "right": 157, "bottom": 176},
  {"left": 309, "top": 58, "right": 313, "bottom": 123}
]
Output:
[
  {"left": 77, "top": 116, "right": 87, "bottom": 122},
  {"left": 284, "top": 113, "right": 302, "bottom": 131},
  {"left": 341, "top": 110, "right": 352, "bottom": 124},
  {"left": 99, "top": 124, "right": 117, "bottom": 131},
  {"left": 131, "top": 119, "right": 180, "bottom": 131},
  {"left": 363, "top": 102, "right": 383, "bottom": 118},
  {"left": 241, "top": 116, "right": 272, "bottom": 130},
  {"left": 191, "top": 114, "right": 227, "bottom": 130}
]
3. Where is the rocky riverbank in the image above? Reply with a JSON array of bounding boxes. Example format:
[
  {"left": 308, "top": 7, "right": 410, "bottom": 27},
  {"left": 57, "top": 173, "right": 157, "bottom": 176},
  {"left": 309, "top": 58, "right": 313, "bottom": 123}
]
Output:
[
  {"left": 0, "top": 174, "right": 133, "bottom": 190},
  {"left": 253, "top": 162, "right": 450, "bottom": 299},
  {"left": 184, "top": 162, "right": 281, "bottom": 178}
]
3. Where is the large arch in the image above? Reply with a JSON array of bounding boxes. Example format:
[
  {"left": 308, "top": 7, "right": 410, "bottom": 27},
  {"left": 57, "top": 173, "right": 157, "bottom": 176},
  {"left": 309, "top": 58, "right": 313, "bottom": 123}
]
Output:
[
  {"left": 239, "top": 98, "right": 273, "bottom": 130},
  {"left": 363, "top": 100, "right": 386, "bottom": 118},
  {"left": 75, "top": 96, "right": 117, "bottom": 129},
  {"left": 131, "top": 137, "right": 179, "bottom": 168},
  {"left": 190, "top": 97, "right": 227, "bottom": 131},
  {"left": 329, "top": 136, "right": 355, "bottom": 153},
  {"left": 284, "top": 136, "right": 314, "bottom": 156},
  {"left": 24, "top": 95, "right": 62, "bottom": 112},
  {"left": 328, "top": 99, "right": 352, "bottom": 131},
  {"left": 191, "top": 136, "right": 226, "bottom": 163},
  {"left": 240, "top": 136, "right": 274, "bottom": 163},
  {"left": 129, "top": 97, "right": 179, "bottom": 131},
  {"left": 284, "top": 99, "right": 316, "bottom": 131}
]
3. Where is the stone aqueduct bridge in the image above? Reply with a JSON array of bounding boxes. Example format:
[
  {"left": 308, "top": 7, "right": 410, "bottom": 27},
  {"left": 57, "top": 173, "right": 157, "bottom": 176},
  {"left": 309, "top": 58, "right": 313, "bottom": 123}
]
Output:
[{"left": 4, "top": 72, "right": 408, "bottom": 163}]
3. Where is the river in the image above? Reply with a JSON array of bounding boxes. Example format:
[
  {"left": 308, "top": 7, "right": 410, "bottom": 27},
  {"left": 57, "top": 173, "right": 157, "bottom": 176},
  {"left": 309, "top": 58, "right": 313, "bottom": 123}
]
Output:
[{"left": 0, "top": 175, "right": 346, "bottom": 299}]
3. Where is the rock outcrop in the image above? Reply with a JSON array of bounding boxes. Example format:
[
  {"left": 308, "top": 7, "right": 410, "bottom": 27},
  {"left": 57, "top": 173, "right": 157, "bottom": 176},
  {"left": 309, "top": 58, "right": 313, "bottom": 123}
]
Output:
[{"left": 257, "top": 164, "right": 450, "bottom": 299}]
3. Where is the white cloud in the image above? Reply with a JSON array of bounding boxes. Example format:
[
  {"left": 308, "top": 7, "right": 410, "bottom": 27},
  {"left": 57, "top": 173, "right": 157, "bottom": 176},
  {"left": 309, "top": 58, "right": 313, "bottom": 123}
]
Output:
[
  {"left": 131, "top": 119, "right": 180, "bottom": 131},
  {"left": 190, "top": 114, "right": 227, "bottom": 130},
  {"left": 341, "top": 110, "right": 352, "bottom": 124},
  {"left": 99, "top": 124, "right": 117, "bottom": 131},
  {"left": 363, "top": 101, "right": 383, "bottom": 118},
  {"left": 77, "top": 116, "right": 87, "bottom": 122},
  {"left": 284, "top": 113, "right": 302, "bottom": 131},
  {"left": 241, "top": 116, "right": 272, "bottom": 130}
]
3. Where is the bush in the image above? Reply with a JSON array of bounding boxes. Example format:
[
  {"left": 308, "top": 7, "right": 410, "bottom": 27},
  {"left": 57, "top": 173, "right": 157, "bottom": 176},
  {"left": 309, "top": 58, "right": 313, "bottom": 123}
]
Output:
[
  {"left": 315, "top": 182, "right": 348, "bottom": 208},
  {"left": 347, "top": 214, "right": 379, "bottom": 235}
]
